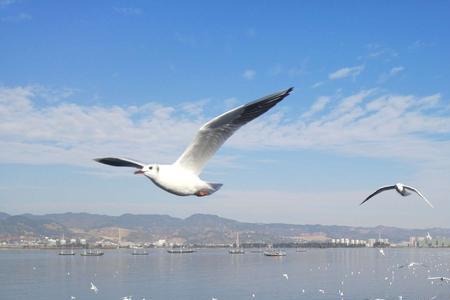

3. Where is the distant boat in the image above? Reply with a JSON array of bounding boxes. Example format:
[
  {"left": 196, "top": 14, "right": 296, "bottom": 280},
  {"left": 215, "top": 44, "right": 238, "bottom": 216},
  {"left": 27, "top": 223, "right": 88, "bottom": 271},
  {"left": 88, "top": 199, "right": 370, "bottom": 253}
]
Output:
[
  {"left": 80, "top": 249, "right": 104, "bottom": 256},
  {"left": 167, "top": 247, "right": 195, "bottom": 254},
  {"left": 131, "top": 247, "right": 149, "bottom": 255},
  {"left": 264, "top": 245, "right": 286, "bottom": 257},
  {"left": 229, "top": 232, "right": 244, "bottom": 254},
  {"left": 264, "top": 249, "right": 287, "bottom": 256},
  {"left": 58, "top": 249, "right": 75, "bottom": 255}
]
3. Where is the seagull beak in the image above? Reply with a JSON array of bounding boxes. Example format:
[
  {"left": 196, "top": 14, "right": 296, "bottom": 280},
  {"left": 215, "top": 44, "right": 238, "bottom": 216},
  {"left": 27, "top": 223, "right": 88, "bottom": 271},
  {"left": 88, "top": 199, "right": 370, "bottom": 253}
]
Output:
[{"left": 134, "top": 169, "right": 144, "bottom": 175}]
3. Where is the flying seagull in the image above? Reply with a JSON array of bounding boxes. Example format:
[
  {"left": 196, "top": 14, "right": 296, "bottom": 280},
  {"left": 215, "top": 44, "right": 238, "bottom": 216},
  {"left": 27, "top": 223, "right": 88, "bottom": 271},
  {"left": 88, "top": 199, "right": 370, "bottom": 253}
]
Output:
[
  {"left": 399, "top": 262, "right": 428, "bottom": 269},
  {"left": 90, "top": 282, "right": 98, "bottom": 294},
  {"left": 95, "top": 88, "right": 293, "bottom": 197},
  {"left": 428, "top": 276, "right": 450, "bottom": 283},
  {"left": 360, "top": 183, "right": 434, "bottom": 208}
]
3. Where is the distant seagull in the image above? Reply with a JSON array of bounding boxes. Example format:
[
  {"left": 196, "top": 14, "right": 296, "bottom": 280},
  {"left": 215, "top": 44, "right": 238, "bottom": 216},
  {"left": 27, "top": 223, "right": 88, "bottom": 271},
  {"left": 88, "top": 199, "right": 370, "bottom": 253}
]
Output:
[
  {"left": 94, "top": 88, "right": 293, "bottom": 197},
  {"left": 428, "top": 276, "right": 450, "bottom": 283},
  {"left": 282, "top": 273, "right": 289, "bottom": 280},
  {"left": 379, "top": 248, "right": 385, "bottom": 256},
  {"left": 360, "top": 183, "right": 434, "bottom": 208},
  {"left": 318, "top": 289, "right": 325, "bottom": 294},
  {"left": 427, "top": 232, "right": 432, "bottom": 240},
  {"left": 399, "top": 262, "right": 428, "bottom": 269},
  {"left": 90, "top": 282, "right": 98, "bottom": 294}
]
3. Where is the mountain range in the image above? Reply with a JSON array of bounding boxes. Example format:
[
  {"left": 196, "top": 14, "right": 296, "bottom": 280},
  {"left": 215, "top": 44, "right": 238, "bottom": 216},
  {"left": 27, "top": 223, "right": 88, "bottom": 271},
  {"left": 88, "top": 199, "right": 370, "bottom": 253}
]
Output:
[{"left": 1, "top": 212, "right": 448, "bottom": 244}]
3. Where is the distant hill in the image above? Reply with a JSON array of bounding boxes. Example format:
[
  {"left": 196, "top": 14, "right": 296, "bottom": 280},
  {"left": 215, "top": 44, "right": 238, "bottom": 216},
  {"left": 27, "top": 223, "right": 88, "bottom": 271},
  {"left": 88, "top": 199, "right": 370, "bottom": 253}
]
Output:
[{"left": 0, "top": 211, "right": 449, "bottom": 243}]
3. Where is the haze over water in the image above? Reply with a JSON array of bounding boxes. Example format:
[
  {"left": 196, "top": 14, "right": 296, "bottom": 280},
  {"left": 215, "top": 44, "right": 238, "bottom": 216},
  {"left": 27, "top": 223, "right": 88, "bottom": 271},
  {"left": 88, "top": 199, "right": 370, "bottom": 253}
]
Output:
[{"left": 1, "top": 248, "right": 449, "bottom": 300}]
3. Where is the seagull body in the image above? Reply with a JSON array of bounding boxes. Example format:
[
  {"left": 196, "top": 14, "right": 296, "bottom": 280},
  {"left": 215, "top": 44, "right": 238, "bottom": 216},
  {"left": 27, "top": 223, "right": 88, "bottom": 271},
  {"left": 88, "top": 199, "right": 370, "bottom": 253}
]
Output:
[
  {"left": 90, "top": 282, "right": 98, "bottom": 294},
  {"left": 379, "top": 248, "right": 385, "bottom": 256},
  {"left": 95, "top": 88, "right": 293, "bottom": 197},
  {"left": 282, "top": 273, "right": 289, "bottom": 280},
  {"left": 360, "top": 183, "right": 434, "bottom": 208},
  {"left": 428, "top": 276, "right": 450, "bottom": 282},
  {"left": 427, "top": 232, "right": 432, "bottom": 240},
  {"left": 399, "top": 262, "right": 428, "bottom": 269}
]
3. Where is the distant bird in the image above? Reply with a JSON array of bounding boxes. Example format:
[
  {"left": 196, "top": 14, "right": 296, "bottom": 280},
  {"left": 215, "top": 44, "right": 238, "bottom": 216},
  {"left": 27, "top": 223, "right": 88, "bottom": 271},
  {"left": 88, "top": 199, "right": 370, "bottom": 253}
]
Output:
[
  {"left": 360, "top": 183, "right": 434, "bottom": 208},
  {"left": 427, "top": 232, "right": 432, "bottom": 240},
  {"left": 428, "top": 276, "right": 450, "bottom": 283},
  {"left": 90, "top": 282, "right": 98, "bottom": 294},
  {"left": 95, "top": 88, "right": 293, "bottom": 197},
  {"left": 379, "top": 248, "right": 385, "bottom": 256},
  {"left": 318, "top": 289, "right": 325, "bottom": 294},
  {"left": 282, "top": 273, "right": 289, "bottom": 280},
  {"left": 399, "top": 262, "right": 428, "bottom": 269}
]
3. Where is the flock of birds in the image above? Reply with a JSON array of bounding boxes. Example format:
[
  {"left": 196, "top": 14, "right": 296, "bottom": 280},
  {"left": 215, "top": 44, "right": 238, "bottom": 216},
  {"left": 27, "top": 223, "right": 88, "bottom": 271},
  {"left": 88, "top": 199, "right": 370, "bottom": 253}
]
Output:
[
  {"left": 95, "top": 87, "right": 435, "bottom": 209},
  {"left": 59, "top": 248, "right": 450, "bottom": 300}
]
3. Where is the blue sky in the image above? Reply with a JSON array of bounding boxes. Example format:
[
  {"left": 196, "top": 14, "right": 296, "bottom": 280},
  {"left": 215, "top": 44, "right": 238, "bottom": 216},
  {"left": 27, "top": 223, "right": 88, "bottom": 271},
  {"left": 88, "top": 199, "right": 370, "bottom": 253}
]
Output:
[{"left": 1, "top": 1, "right": 450, "bottom": 227}]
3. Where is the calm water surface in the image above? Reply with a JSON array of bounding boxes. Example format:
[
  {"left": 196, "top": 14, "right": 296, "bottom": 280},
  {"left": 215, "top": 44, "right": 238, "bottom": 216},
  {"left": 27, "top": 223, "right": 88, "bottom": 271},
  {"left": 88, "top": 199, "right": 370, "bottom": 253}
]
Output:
[{"left": 1, "top": 248, "right": 450, "bottom": 300}]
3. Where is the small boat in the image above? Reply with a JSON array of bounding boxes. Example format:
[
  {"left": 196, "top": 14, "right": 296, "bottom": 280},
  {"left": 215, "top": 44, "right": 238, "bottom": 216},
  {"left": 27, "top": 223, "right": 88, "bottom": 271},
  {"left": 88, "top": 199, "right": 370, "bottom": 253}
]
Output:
[
  {"left": 80, "top": 249, "right": 104, "bottom": 256},
  {"left": 131, "top": 248, "right": 149, "bottom": 255},
  {"left": 264, "top": 245, "right": 286, "bottom": 257},
  {"left": 264, "top": 249, "right": 287, "bottom": 256},
  {"left": 229, "top": 232, "right": 245, "bottom": 254},
  {"left": 167, "top": 247, "right": 195, "bottom": 254},
  {"left": 58, "top": 249, "right": 76, "bottom": 255}
]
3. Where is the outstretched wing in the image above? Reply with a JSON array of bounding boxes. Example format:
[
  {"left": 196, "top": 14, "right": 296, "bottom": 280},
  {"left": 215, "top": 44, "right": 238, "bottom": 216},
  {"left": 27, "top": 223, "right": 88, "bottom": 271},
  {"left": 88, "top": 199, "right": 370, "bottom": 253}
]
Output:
[
  {"left": 404, "top": 185, "right": 434, "bottom": 208},
  {"left": 94, "top": 157, "right": 145, "bottom": 169},
  {"left": 360, "top": 185, "right": 396, "bottom": 205},
  {"left": 174, "top": 87, "right": 293, "bottom": 175}
]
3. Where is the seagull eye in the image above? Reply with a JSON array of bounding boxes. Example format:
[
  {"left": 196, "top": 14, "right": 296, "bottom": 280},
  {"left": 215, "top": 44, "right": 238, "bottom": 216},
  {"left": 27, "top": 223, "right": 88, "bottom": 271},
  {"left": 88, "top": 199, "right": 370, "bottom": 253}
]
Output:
[{"left": 149, "top": 166, "right": 153, "bottom": 170}]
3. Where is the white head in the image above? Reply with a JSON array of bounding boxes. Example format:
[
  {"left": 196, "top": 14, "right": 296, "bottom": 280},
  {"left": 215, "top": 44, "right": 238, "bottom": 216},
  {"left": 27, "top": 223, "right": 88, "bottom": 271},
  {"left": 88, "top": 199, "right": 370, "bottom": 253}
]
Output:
[{"left": 134, "top": 164, "right": 159, "bottom": 178}]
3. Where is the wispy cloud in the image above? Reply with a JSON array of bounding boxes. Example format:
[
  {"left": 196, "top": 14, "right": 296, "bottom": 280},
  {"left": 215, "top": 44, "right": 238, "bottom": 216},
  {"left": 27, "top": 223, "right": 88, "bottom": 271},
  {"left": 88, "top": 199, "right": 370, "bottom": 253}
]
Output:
[
  {"left": 378, "top": 66, "right": 405, "bottom": 83},
  {"left": 242, "top": 69, "right": 256, "bottom": 80},
  {"left": 113, "top": 7, "right": 142, "bottom": 16},
  {"left": 1, "top": 85, "right": 449, "bottom": 174},
  {"left": 365, "top": 43, "right": 398, "bottom": 60},
  {"left": 328, "top": 65, "right": 364, "bottom": 80},
  {"left": 1, "top": 12, "right": 31, "bottom": 23},
  {"left": 302, "top": 96, "right": 330, "bottom": 118},
  {"left": 311, "top": 81, "right": 324, "bottom": 89}
]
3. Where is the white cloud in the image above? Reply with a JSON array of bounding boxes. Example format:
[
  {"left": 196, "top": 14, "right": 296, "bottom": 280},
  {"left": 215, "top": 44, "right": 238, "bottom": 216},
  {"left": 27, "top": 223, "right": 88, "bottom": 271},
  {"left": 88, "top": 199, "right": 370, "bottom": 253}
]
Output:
[
  {"left": 311, "top": 81, "right": 323, "bottom": 89},
  {"left": 378, "top": 66, "right": 405, "bottom": 83},
  {"left": 329, "top": 65, "right": 364, "bottom": 80},
  {"left": 1, "top": 85, "right": 450, "bottom": 174},
  {"left": 1, "top": 12, "right": 31, "bottom": 23},
  {"left": 0, "top": 0, "right": 16, "bottom": 8},
  {"left": 302, "top": 96, "right": 330, "bottom": 118},
  {"left": 242, "top": 69, "right": 256, "bottom": 80}
]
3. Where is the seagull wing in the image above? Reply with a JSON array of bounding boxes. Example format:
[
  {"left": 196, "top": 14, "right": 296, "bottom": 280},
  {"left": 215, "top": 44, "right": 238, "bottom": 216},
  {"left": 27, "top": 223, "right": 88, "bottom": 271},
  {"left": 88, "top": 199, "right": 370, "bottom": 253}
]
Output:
[
  {"left": 174, "top": 87, "right": 293, "bottom": 175},
  {"left": 428, "top": 277, "right": 441, "bottom": 280},
  {"left": 403, "top": 185, "right": 434, "bottom": 208},
  {"left": 360, "top": 186, "right": 396, "bottom": 205},
  {"left": 94, "top": 157, "right": 145, "bottom": 169}
]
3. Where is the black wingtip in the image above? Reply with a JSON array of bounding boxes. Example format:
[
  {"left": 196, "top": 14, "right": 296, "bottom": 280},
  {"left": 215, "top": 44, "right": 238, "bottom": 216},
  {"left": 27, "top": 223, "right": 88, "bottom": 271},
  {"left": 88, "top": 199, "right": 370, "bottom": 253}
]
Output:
[{"left": 283, "top": 87, "right": 294, "bottom": 96}]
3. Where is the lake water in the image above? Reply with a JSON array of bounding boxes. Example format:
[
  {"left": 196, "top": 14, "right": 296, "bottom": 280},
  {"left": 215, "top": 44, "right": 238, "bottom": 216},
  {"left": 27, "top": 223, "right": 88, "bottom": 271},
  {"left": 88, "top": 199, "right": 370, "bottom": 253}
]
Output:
[{"left": 1, "top": 248, "right": 450, "bottom": 300}]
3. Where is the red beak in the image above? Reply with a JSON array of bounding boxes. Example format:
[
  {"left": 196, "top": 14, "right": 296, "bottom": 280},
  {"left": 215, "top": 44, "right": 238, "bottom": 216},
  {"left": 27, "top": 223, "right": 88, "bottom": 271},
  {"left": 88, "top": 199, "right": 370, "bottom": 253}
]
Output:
[{"left": 134, "top": 170, "right": 144, "bottom": 175}]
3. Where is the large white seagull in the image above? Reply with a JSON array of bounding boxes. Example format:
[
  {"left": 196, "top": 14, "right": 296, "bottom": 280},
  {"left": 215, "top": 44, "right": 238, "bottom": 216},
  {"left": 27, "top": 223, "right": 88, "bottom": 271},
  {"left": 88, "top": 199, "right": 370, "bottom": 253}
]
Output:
[{"left": 95, "top": 87, "right": 293, "bottom": 197}]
